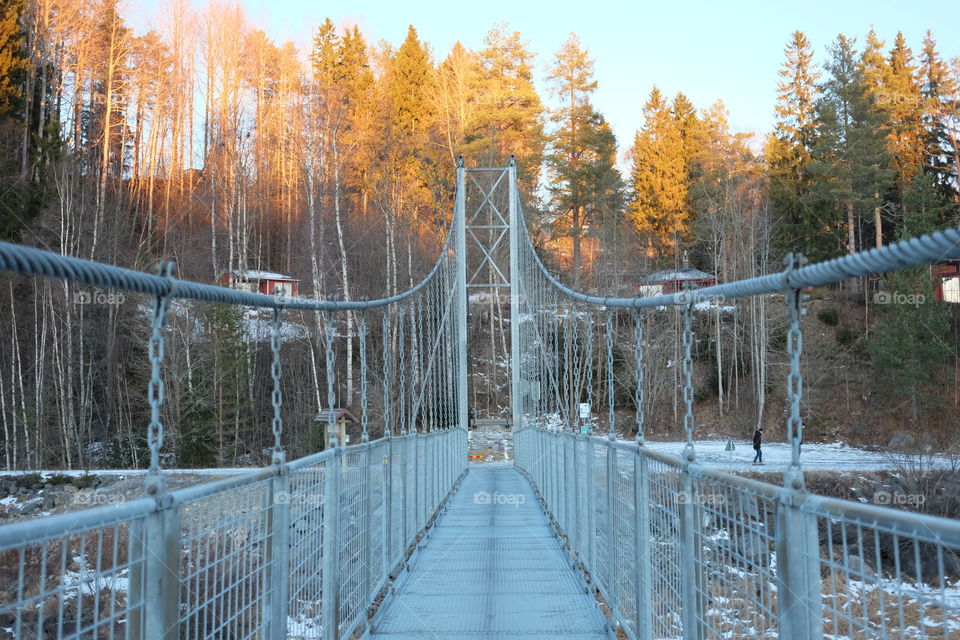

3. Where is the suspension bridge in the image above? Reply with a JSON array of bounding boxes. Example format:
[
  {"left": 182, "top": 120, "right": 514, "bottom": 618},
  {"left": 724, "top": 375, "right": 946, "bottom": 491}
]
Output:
[{"left": 0, "top": 160, "right": 959, "bottom": 640}]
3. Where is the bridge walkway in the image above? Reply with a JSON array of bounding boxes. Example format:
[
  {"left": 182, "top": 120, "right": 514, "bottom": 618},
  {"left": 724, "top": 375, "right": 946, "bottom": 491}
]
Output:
[{"left": 371, "top": 465, "right": 611, "bottom": 639}]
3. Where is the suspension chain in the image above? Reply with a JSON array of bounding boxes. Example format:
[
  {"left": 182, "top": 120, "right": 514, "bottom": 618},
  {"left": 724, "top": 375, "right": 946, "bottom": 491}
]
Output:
[
  {"left": 382, "top": 310, "right": 392, "bottom": 437},
  {"left": 584, "top": 312, "right": 594, "bottom": 435},
  {"left": 359, "top": 309, "right": 369, "bottom": 442},
  {"left": 606, "top": 308, "right": 615, "bottom": 439},
  {"left": 784, "top": 253, "right": 808, "bottom": 481},
  {"left": 324, "top": 310, "right": 337, "bottom": 448},
  {"left": 270, "top": 304, "right": 284, "bottom": 463},
  {"left": 681, "top": 304, "right": 696, "bottom": 461},
  {"left": 634, "top": 310, "right": 645, "bottom": 445},
  {"left": 571, "top": 308, "right": 580, "bottom": 433},
  {"left": 146, "top": 262, "right": 177, "bottom": 495},
  {"left": 398, "top": 302, "right": 407, "bottom": 436}
]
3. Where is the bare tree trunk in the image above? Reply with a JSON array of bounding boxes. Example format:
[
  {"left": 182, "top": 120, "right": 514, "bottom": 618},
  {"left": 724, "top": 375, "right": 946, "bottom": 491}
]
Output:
[
  {"left": 715, "top": 306, "right": 723, "bottom": 416},
  {"left": 332, "top": 132, "right": 354, "bottom": 402},
  {"left": 874, "top": 195, "right": 883, "bottom": 249}
]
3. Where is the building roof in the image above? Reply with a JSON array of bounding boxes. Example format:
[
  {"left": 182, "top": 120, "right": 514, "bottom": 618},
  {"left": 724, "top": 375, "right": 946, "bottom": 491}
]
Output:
[
  {"left": 638, "top": 266, "right": 716, "bottom": 284},
  {"left": 637, "top": 251, "right": 716, "bottom": 285},
  {"left": 228, "top": 269, "right": 300, "bottom": 282},
  {"left": 312, "top": 408, "right": 358, "bottom": 423}
]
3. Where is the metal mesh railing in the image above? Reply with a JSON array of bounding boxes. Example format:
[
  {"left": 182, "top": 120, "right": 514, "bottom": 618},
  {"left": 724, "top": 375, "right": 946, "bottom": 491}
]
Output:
[
  {"left": 517, "top": 430, "right": 960, "bottom": 640},
  {"left": 0, "top": 500, "right": 152, "bottom": 640},
  {"left": 0, "top": 166, "right": 471, "bottom": 639},
  {"left": 509, "top": 154, "right": 960, "bottom": 639}
]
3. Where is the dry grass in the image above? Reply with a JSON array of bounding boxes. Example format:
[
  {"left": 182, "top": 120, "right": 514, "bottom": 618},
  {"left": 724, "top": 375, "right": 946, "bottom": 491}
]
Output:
[
  {"left": 821, "top": 567, "right": 959, "bottom": 639},
  {"left": 0, "top": 526, "right": 132, "bottom": 639}
]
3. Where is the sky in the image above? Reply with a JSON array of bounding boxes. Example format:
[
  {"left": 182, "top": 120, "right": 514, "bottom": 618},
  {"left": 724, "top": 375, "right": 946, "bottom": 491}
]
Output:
[{"left": 130, "top": 0, "right": 960, "bottom": 159}]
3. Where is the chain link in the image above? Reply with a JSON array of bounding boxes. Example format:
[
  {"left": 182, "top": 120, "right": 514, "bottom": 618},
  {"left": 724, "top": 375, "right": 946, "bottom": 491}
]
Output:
[
  {"left": 324, "top": 310, "right": 337, "bottom": 448},
  {"left": 359, "top": 310, "right": 369, "bottom": 441},
  {"left": 571, "top": 307, "right": 580, "bottom": 433},
  {"left": 784, "top": 253, "right": 808, "bottom": 474},
  {"left": 414, "top": 296, "right": 423, "bottom": 433},
  {"left": 606, "top": 308, "right": 615, "bottom": 439},
  {"left": 681, "top": 304, "right": 695, "bottom": 459},
  {"left": 146, "top": 262, "right": 176, "bottom": 495},
  {"left": 584, "top": 312, "right": 594, "bottom": 436},
  {"left": 634, "top": 310, "right": 645, "bottom": 445},
  {"left": 382, "top": 310, "right": 392, "bottom": 437},
  {"left": 270, "top": 304, "right": 284, "bottom": 462},
  {"left": 398, "top": 302, "right": 407, "bottom": 436}
]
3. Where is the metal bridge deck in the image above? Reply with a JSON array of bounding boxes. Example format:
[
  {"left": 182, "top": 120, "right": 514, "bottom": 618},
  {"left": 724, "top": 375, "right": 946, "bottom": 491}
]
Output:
[{"left": 372, "top": 464, "right": 610, "bottom": 639}]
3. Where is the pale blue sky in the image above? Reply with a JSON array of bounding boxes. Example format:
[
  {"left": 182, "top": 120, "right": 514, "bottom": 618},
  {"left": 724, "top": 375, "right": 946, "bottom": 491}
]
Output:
[{"left": 131, "top": 0, "right": 960, "bottom": 158}]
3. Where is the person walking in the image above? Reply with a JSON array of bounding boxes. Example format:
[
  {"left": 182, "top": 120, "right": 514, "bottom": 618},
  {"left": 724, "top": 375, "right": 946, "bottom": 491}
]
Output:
[{"left": 752, "top": 428, "right": 763, "bottom": 465}]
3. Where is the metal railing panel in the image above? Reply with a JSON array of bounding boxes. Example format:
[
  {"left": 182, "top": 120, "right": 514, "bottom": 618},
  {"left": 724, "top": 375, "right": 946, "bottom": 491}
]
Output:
[
  {"left": 176, "top": 476, "right": 274, "bottom": 640},
  {"left": 0, "top": 504, "right": 151, "bottom": 640}
]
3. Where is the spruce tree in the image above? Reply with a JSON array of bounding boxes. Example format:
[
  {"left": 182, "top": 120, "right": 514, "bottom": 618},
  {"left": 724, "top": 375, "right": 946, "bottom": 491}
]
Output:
[
  {"left": 0, "top": 0, "right": 25, "bottom": 118},
  {"left": 389, "top": 26, "right": 435, "bottom": 145},
  {"left": 627, "top": 87, "right": 688, "bottom": 257},
  {"left": 809, "top": 34, "right": 892, "bottom": 258},
  {"left": 0, "top": 0, "right": 39, "bottom": 241},
  {"left": 546, "top": 33, "right": 621, "bottom": 287},
  {"left": 767, "top": 30, "right": 821, "bottom": 256},
  {"left": 884, "top": 32, "right": 925, "bottom": 193},
  {"left": 867, "top": 174, "right": 953, "bottom": 425},
  {"left": 919, "top": 31, "right": 959, "bottom": 201},
  {"left": 466, "top": 23, "right": 545, "bottom": 193},
  {"left": 383, "top": 26, "right": 437, "bottom": 221}
]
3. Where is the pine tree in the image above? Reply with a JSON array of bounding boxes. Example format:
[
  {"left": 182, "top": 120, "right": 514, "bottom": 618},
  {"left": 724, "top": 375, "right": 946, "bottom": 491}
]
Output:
[
  {"left": 436, "top": 41, "right": 478, "bottom": 160},
  {"left": 860, "top": 28, "right": 888, "bottom": 97},
  {"left": 883, "top": 32, "right": 925, "bottom": 193},
  {"left": 767, "top": 30, "right": 821, "bottom": 256},
  {"left": 310, "top": 18, "right": 339, "bottom": 88},
  {"left": 0, "top": 0, "right": 25, "bottom": 118},
  {"left": 0, "top": 0, "right": 32, "bottom": 240},
  {"left": 465, "top": 23, "right": 545, "bottom": 185},
  {"left": 182, "top": 304, "right": 252, "bottom": 466},
  {"left": 918, "top": 31, "right": 959, "bottom": 201},
  {"left": 340, "top": 26, "right": 376, "bottom": 215},
  {"left": 627, "top": 87, "right": 688, "bottom": 256},
  {"left": 388, "top": 26, "right": 435, "bottom": 152},
  {"left": 809, "top": 34, "right": 892, "bottom": 258},
  {"left": 546, "top": 33, "right": 620, "bottom": 287},
  {"left": 867, "top": 173, "right": 953, "bottom": 425}
]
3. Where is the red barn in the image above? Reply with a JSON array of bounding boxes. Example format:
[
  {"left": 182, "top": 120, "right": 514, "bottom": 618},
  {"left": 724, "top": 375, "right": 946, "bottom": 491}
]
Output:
[
  {"left": 933, "top": 260, "right": 960, "bottom": 303},
  {"left": 222, "top": 269, "right": 300, "bottom": 298}
]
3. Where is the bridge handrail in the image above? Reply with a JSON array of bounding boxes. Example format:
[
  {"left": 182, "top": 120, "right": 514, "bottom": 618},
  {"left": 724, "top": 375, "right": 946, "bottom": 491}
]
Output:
[
  {"left": 0, "top": 214, "right": 456, "bottom": 310},
  {"left": 517, "top": 427, "right": 960, "bottom": 640},
  {"left": 0, "top": 428, "right": 467, "bottom": 640},
  {"left": 520, "top": 207, "right": 960, "bottom": 306},
  {"left": 558, "top": 432, "right": 960, "bottom": 545},
  {"left": 0, "top": 435, "right": 350, "bottom": 554}
]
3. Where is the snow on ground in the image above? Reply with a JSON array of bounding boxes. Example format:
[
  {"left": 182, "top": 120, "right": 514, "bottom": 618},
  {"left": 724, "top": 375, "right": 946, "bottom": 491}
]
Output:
[
  {"left": 241, "top": 309, "right": 309, "bottom": 342},
  {"left": 4, "top": 436, "right": 949, "bottom": 478},
  {"left": 1, "top": 468, "right": 252, "bottom": 477},
  {"left": 634, "top": 439, "right": 953, "bottom": 471},
  {"left": 468, "top": 428, "right": 513, "bottom": 463}
]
